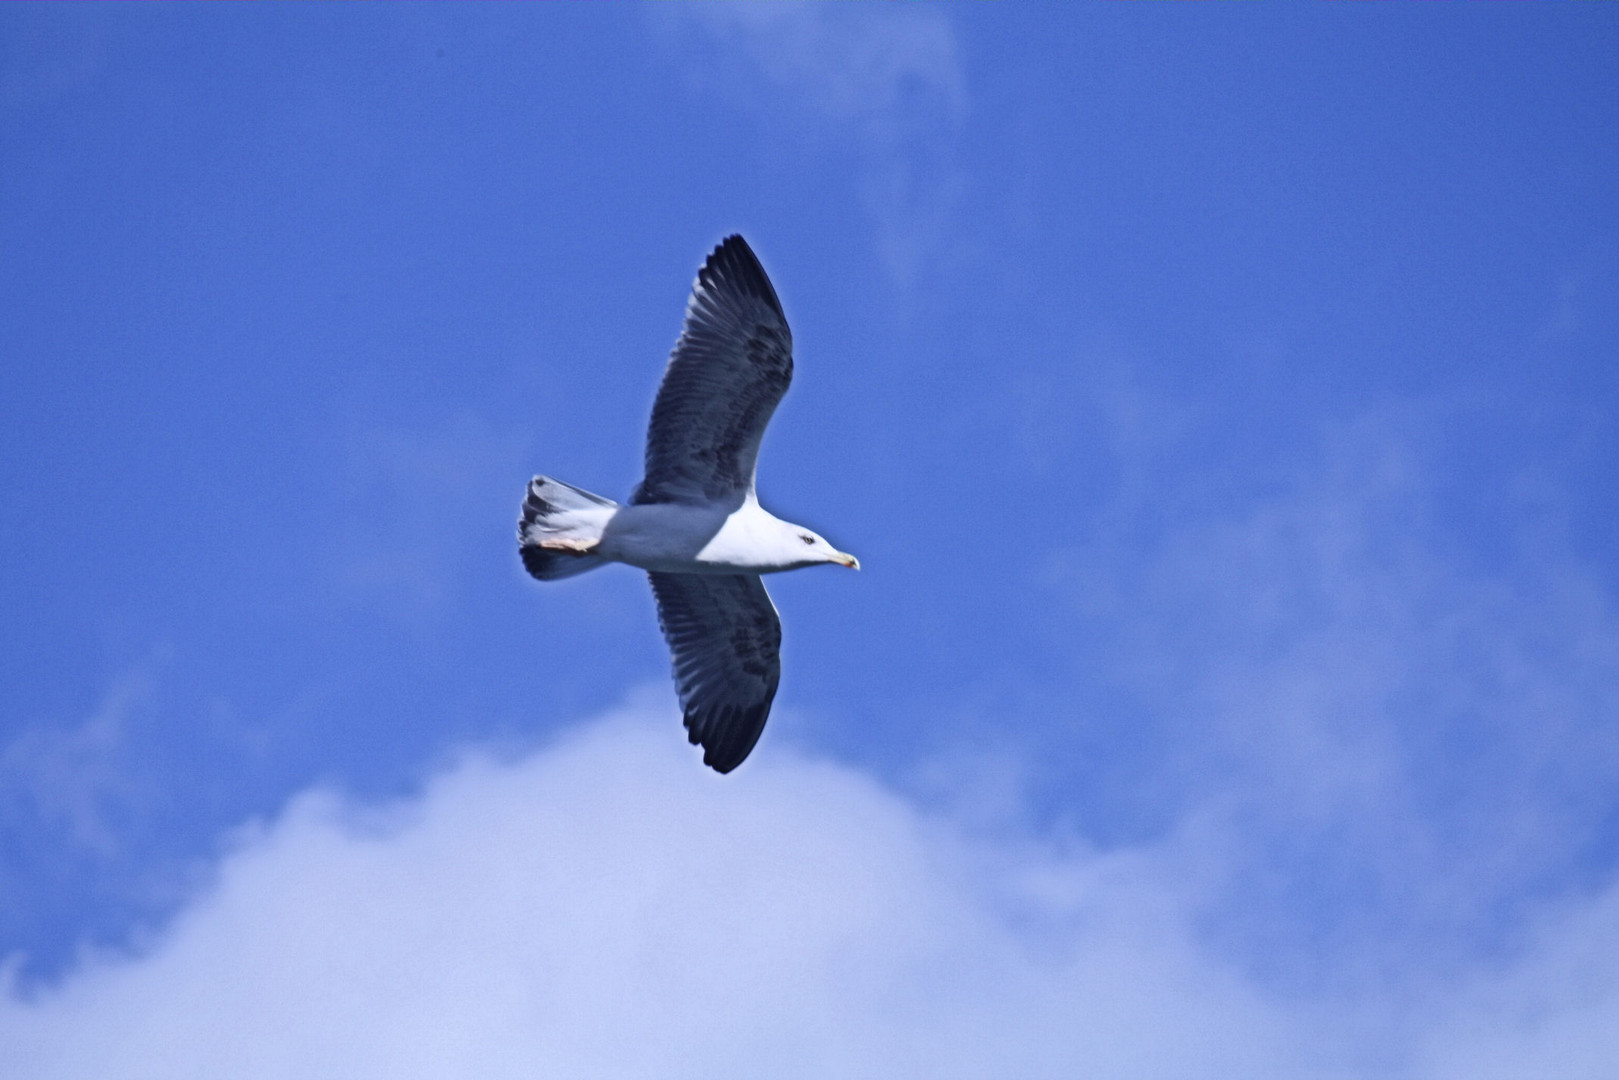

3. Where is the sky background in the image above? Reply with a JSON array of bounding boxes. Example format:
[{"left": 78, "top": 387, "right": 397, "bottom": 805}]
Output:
[{"left": 3, "top": 6, "right": 1619, "bottom": 1077}]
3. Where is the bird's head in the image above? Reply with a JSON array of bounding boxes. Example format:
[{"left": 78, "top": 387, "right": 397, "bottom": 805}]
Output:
[{"left": 785, "top": 525, "right": 859, "bottom": 570}]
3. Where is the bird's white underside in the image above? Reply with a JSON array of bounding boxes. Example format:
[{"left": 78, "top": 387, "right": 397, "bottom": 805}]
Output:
[{"left": 538, "top": 498, "right": 841, "bottom": 575}]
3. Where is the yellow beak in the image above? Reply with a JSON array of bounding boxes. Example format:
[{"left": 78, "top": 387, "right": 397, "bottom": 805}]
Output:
[{"left": 833, "top": 552, "right": 860, "bottom": 570}]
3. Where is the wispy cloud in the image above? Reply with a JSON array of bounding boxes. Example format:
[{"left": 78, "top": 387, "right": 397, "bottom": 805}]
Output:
[
  {"left": 3, "top": 703, "right": 1617, "bottom": 1079},
  {"left": 652, "top": 5, "right": 966, "bottom": 287},
  {"left": 1037, "top": 395, "right": 1619, "bottom": 993},
  {"left": 1415, "top": 883, "right": 1619, "bottom": 1079},
  {"left": 0, "top": 656, "right": 166, "bottom": 858},
  {"left": 662, "top": 5, "right": 963, "bottom": 126}
]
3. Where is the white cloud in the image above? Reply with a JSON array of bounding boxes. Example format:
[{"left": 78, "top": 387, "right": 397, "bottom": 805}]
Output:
[
  {"left": 0, "top": 706, "right": 1307, "bottom": 1079},
  {"left": 5, "top": 700, "right": 1619, "bottom": 1079}
]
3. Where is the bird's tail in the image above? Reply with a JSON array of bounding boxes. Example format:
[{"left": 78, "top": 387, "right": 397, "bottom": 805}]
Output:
[{"left": 518, "top": 475, "right": 619, "bottom": 581}]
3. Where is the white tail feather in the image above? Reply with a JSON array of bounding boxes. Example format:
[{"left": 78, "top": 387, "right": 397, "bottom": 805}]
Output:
[{"left": 518, "top": 476, "right": 618, "bottom": 581}]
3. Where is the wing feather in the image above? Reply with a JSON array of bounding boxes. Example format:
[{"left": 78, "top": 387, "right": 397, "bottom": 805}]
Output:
[
  {"left": 648, "top": 571, "right": 781, "bottom": 773},
  {"left": 632, "top": 236, "right": 793, "bottom": 505}
]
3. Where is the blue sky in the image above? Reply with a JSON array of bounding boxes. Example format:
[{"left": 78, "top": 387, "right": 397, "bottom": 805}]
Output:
[{"left": 3, "top": 6, "right": 1619, "bottom": 1075}]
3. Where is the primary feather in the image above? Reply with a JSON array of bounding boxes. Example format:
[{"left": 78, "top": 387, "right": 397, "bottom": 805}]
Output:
[{"left": 633, "top": 236, "right": 793, "bottom": 506}]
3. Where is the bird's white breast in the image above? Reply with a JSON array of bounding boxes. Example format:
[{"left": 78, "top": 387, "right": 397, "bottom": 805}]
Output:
[{"left": 694, "top": 501, "right": 792, "bottom": 571}]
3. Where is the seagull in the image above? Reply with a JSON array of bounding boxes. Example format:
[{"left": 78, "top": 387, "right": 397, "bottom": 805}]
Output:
[{"left": 518, "top": 236, "right": 858, "bottom": 773}]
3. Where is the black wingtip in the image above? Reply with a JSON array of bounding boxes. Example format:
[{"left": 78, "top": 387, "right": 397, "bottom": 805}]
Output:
[
  {"left": 706, "top": 753, "right": 741, "bottom": 776},
  {"left": 686, "top": 700, "right": 771, "bottom": 774},
  {"left": 712, "top": 233, "right": 755, "bottom": 263},
  {"left": 699, "top": 234, "right": 784, "bottom": 318}
]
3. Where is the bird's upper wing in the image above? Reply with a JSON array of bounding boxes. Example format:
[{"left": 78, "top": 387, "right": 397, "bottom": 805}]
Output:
[
  {"left": 631, "top": 235, "right": 793, "bottom": 506},
  {"left": 648, "top": 571, "right": 781, "bottom": 773}
]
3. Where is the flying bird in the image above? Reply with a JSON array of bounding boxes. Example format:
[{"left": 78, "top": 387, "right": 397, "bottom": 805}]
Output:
[{"left": 518, "top": 236, "right": 858, "bottom": 773}]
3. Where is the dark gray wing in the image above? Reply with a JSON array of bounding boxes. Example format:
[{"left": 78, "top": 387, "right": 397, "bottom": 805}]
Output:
[
  {"left": 648, "top": 571, "right": 781, "bottom": 773},
  {"left": 631, "top": 236, "right": 793, "bottom": 506}
]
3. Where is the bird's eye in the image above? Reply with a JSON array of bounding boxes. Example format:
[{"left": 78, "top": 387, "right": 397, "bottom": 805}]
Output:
[{"left": 800, "top": 535, "right": 815, "bottom": 545}]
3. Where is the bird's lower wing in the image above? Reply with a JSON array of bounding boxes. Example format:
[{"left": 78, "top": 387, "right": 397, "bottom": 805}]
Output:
[{"left": 648, "top": 571, "right": 781, "bottom": 773}]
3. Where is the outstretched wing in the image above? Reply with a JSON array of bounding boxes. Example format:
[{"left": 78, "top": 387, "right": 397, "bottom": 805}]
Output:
[
  {"left": 632, "top": 235, "right": 793, "bottom": 506},
  {"left": 648, "top": 571, "right": 781, "bottom": 773}
]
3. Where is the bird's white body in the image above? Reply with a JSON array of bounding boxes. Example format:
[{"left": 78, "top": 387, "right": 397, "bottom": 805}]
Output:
[
  {"left": 606, "top": 498, "right": 847, "bottom": 574},
  {"left": 523, "top": 484, "right": 853, "bottom": 576}
]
